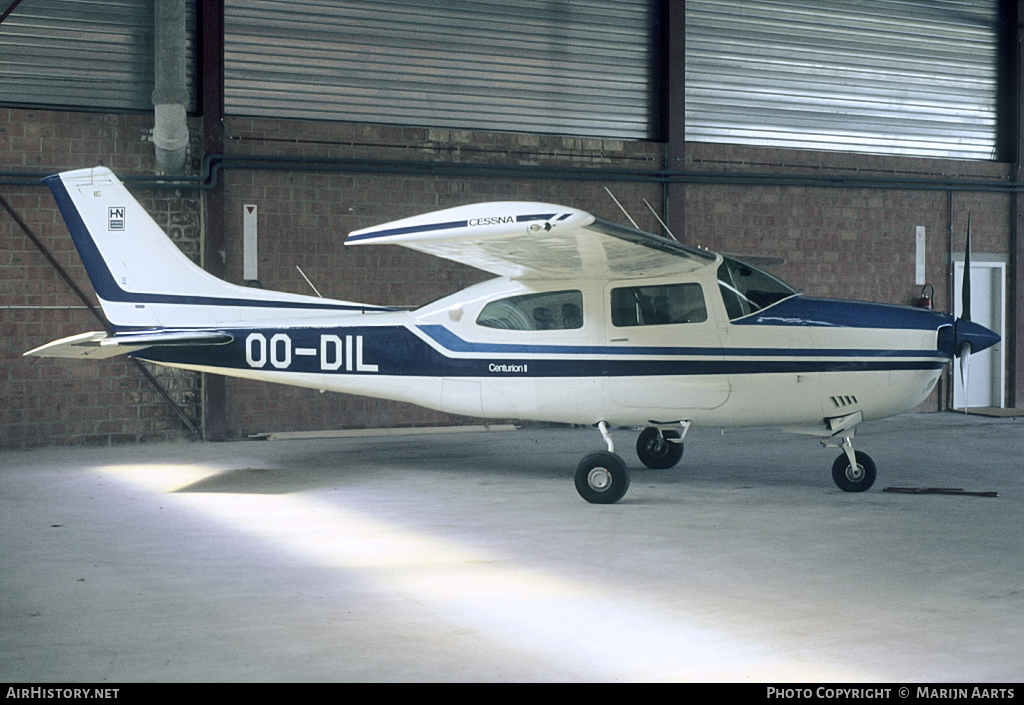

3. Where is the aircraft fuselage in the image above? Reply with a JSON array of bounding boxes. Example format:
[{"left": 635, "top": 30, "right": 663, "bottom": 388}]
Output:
[{"left": 134, "top": 263, "right": 961, "bottom": 437}]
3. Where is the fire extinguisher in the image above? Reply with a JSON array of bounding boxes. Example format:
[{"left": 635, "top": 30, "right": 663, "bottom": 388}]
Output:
[{"left": 916, "top": 283, "right": 933, "bottom": 309}]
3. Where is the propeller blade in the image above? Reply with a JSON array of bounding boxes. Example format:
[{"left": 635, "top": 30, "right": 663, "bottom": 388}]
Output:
[
  {"left": 962, "top": 213, "right": 972, "bottom": 323},
  {"left": 959, "top": 342, "right": 972, "bottom": 410},
  {"left": 957, "top": 214, "right": 975, "bottom": 410}
]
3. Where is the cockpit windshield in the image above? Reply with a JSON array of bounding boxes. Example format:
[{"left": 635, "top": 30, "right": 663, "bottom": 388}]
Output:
[{"left": 717, "top": 257, "right": 797, "bottom": 320}]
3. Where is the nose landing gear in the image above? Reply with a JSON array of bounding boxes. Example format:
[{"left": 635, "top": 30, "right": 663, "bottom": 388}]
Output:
[{"left": 822, "top": 427, "right": 877, "bottom": 493}]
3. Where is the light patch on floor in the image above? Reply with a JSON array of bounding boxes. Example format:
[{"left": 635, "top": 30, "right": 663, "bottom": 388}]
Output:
[{"left": 97, "top": 460, "right": 875, "bottom": 682}]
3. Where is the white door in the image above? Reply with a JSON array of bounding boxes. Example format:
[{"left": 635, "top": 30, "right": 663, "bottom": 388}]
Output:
[{"left": 953, "top": 261, "right": 1004, "bottom": 408}]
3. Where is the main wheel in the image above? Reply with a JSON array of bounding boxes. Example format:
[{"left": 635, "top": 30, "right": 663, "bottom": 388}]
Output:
[
  {"left": 575, "top": 451, "right": 630, "bottom": 504},
  {"left": 831, "top": 450, "right": 877, "bottom": 492},
  {"left": 636, "top": 427, "right": 684, "bottom": 469}
]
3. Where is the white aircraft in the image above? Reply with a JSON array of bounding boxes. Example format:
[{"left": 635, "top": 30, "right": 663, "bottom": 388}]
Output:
[{"left": 27, "top": 166, "right": 999, "bottom": 503}]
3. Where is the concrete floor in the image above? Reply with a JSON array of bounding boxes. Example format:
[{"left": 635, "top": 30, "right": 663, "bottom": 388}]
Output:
[{"left": 1, "top": 412, "right": 1022, "bottom": 683}]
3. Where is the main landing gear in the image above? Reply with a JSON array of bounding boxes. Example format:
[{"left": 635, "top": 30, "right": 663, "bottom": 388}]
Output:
[
  {"left": 574, "top": 422, "right": 688, "bottom": 504},
  {"left": 573, "top": 418, "right": 879, "bottom": 503}
]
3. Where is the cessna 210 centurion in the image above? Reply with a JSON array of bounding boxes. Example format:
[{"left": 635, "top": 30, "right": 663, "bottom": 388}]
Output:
[{"left": 27, "top": 166, "right": 999, "bottom": 503}]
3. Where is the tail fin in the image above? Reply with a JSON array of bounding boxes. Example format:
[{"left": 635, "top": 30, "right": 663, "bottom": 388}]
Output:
[{"left": 44, "top": 167, "right": 382, "bottom": 329}]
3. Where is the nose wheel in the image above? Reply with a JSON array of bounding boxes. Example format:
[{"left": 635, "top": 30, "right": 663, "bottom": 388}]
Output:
[
  {"left": 831, "top": 449, "right": 876, "bottom": 492},
  {"left": 825, "top": 434, "right": 877, "bottom": 492}
]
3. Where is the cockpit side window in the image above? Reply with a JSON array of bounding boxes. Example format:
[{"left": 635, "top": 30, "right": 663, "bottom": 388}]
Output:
[
  {"left": 610, "top": 283, "right": 707, "bottom": 327},
  {"left": 476, "top": 290, "right": 584, "bottom": 330},
  {"left": 717, "top": 257, "right": 796, "bottom": 320}
]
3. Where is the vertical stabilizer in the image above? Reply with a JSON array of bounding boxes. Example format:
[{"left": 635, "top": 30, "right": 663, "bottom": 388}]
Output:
[{"left": 44, "top": 167, "right": 383, "bottom": 328}]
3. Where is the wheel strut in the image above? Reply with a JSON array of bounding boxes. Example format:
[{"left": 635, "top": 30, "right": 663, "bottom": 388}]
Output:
[
  {"left": 597, "top": 420, "right": 614, "bottom": 453},
  {"left": 840, "top": 436, "right": 858, "bottom": 476}
]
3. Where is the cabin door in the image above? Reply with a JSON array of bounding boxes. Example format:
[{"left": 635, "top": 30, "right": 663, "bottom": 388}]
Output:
[{"left": 603, "top": 279, "right": 729, "bottom": 411}]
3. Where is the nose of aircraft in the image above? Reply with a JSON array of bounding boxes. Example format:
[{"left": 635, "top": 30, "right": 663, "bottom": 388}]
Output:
[
  {"left": 955, "top": 318, "right": 1001, "bottom": 356},
  {"left": 735, "top": 296, "right": 998, "bottom": 361},
  {"left": 938, "top": 317, "right": 1000, "bottom": 358}
]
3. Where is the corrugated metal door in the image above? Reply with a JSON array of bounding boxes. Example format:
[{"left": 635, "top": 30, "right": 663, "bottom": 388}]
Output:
[
  {"left": 0, "top": 0, "right": 197, "bottom": 112},
  {"left": 685, "top": 0, "right": 1001, "bottom": 160},
  {"left": 224, "top": 0, "right": 658, "bottom": 140}
]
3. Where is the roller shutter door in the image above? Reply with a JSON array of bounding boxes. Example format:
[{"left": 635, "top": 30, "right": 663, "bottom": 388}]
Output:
[
  {"left": 224, "top": 0, "right": 659, "bottom": 140},
  {"left": 685, "top": 0, "right": 1001, "bottom": 160},
  {"left": 0, "top": 0, "right": 197, "bottom": 112}
]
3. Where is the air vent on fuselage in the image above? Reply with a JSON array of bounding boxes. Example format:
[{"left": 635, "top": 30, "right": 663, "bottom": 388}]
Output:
[{"left": 830, "top": 395, "right": 859, "bottom": 408}]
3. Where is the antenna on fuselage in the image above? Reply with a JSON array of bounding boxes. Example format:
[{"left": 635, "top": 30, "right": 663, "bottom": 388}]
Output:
[
  {"left": 642, "top": 198, "right": 678, "bottom": 241},
  {"left": 296, "top": 265, "right": 323, "bottom": 298},
  {"left": 604, "top": 187, "right": 639, "bottom": 229}
]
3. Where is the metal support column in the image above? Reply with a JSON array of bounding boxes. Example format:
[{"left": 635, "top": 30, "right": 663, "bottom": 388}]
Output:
[
  {"left": 200, "top": 0, "right": 227, "bottom": 440},
  {"left": 1008, "top": 0, "right": 1024, "bottom": 407},
  {"left": 664, "top": 0, "right": 686, "bottom": 243}
]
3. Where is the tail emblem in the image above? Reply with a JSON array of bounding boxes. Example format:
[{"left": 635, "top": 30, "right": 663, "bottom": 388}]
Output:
[{"left": 108, "top": 207, "right": 125, "bottom": 231}]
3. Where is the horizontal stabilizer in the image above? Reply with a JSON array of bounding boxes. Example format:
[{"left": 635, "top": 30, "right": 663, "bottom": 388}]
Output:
[
  {"left": 25, "top": 330, "right": 233, "bottom": 359},
  {"left": 24, "top": 332, "right": 119, "bottom": 359}
]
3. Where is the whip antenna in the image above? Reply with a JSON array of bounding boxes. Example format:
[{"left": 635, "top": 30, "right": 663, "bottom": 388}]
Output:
[
  {"left": 643, "top": 198, "right": 677, "bottom": 241},
  {"left": 604, "top": 187, "right": 638, "bottom": 229},
  {"left": 296, "top": 266, "right": 323, "bottom": 298}
]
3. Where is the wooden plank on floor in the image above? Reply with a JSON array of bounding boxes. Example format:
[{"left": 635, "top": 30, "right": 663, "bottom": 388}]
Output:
[{"left": 251, "top": 424, "right": 518, "bottom": 441}]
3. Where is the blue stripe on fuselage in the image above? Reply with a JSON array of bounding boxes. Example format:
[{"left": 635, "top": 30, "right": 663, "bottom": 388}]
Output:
[
  {"left": 733, "top": 296, "right": 954, "bottom": 331},
  {"left": 132, "top": 324, "right": 947, "bottom": 377},
  {"left": 416, "top": 325, "right": 943, "bottom": 361}
]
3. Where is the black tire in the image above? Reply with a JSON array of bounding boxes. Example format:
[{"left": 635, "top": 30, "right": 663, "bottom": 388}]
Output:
[
  {"left": 636, "top": 427, "right": 684, "bottom": 469},
  {"left": 575, "top": 451, "right": 630, "bottom": 504},
  {"left": 831, "top": 450, "right": 877, "bottom": 492}
]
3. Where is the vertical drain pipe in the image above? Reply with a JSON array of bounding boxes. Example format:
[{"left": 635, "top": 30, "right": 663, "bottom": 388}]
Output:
[{"left": 152, "top": 0, "right": 189, "bottom": 174}]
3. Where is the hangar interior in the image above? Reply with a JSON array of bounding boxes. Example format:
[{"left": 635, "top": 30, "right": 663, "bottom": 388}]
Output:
[
  {"left": 4, "top": 0, "right": 1024, "bottom": 685},
  {"left": 2, "top": 0, "right": 1023, "bottom": 447}
]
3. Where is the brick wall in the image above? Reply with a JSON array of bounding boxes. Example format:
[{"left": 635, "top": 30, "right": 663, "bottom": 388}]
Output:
[
  {"left": 1, "top": 109, "right": 204, "bottom": 447},
  {"left": 683, "top": 144, "right": 1011, "bottom": 312}
]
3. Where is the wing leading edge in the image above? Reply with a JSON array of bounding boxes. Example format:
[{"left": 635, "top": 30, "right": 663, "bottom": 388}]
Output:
[{"left": 346, "top": 202, "right": 717, "bottom": 279}]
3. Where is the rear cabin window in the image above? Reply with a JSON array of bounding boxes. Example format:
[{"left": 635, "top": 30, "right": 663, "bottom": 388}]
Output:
[
  {"left": 476, "top": 290, "right": 584, "bottom": 330},
  {"left": 610, "top": 283, "right": 707, "bottom": 327}
]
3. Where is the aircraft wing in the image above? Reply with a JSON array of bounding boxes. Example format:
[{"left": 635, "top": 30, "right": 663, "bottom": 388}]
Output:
[
  {"left": 25, "top": 330, "right": 233, "bottom": 359},
  {"left": 345, "top": 202, "right": 718, "bottom": 279}
]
